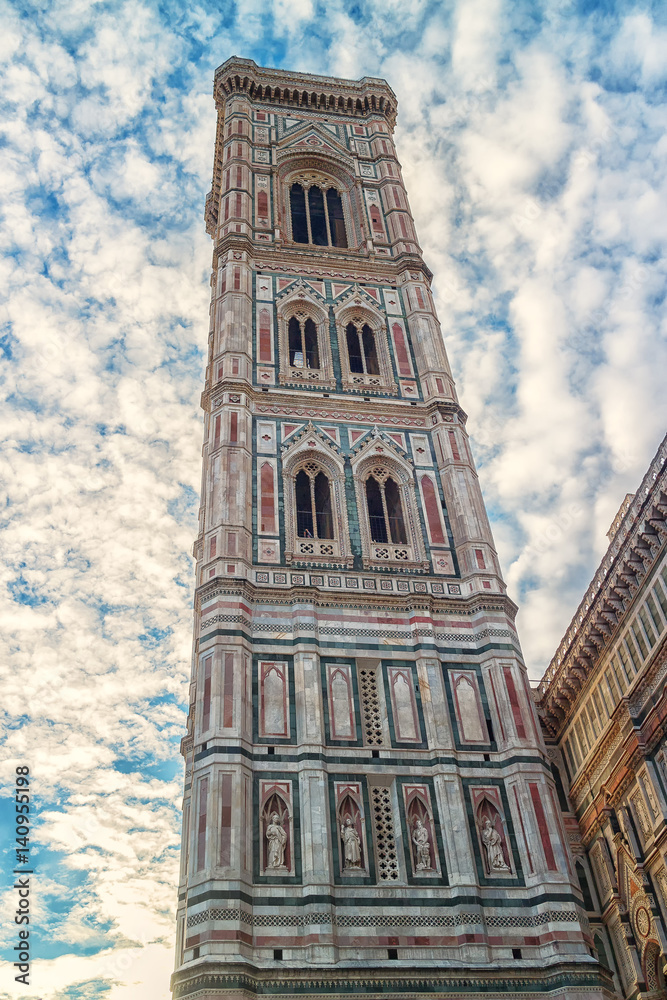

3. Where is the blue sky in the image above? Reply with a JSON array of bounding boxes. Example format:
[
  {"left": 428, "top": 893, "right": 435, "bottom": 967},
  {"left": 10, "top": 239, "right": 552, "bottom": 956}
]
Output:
[{"left": 1, "top": 0, "right": 666, "bottom": 996}]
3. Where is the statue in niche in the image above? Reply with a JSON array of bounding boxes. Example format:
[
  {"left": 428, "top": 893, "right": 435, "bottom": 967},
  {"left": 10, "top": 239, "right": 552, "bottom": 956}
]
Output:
[
  {"left": 341, "top": 816, "right": 362, "bottom": 869},
  {"left": 480, "top": 816, "right": 510, "bottom": 873},
  {"left": 265, "top": 812, "right": 288, "bottom": 869},
  {"left": 412, "top": 818, "right": 432, "bottom": 871}
]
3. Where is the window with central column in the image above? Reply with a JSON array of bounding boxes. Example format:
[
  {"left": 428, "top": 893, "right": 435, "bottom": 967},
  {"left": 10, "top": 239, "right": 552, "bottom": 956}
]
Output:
[
  {"left": 346, "top": 322, "right": 380, "bottom": 376},
  {"left": 295, "top": 464, "right": 333, "bottom": 539},
  {"left": 290, "top": 182, "right": 348, "bottom": 248},
  {"left": 284, "top": 453, "right": 352, "bottom": 566},
  {"left": 365, "top": 470, "right": 407, "bottom": 545},
  {"left": 288, "top": 317, "right": 319, "bottom": 370}
]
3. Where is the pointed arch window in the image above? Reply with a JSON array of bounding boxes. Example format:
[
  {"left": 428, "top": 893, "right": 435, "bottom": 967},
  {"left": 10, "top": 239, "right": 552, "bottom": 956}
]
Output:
[
  {"left": 290, "top": 182, "right": 347, "bottom": 248},
  {"left": 288, "top": 316, "right": 319, "bottom": 369},
  {"left": 346, "top": 322, "right": 379, "bottom": 375},
  {"left": 295, "top": 464, "right": 333, "bottom": 539},
  {"left": 365, "top": 470, "right": 407, "bottom": 545}
]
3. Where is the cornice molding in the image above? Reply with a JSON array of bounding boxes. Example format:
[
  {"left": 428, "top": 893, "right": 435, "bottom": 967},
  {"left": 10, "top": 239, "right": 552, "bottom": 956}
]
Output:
[
  {"left": 537, "top": 433, "right": 667, "bottom": 736},
  {"left": 193, "top": 576, "right": 520, "bottom": 623},
  {"left": 213, "top": 57, "right": 398, "bottom": 126}
]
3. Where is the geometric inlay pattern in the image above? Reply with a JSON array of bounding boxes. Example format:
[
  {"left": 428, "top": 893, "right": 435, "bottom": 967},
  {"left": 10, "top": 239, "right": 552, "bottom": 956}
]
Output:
[{"left": 371, "top": 787, "right": 399, "bottom": 880}]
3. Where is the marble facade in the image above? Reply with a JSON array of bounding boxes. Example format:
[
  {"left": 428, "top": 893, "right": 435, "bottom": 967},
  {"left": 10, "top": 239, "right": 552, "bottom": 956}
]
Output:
[{"left": 171, "top": 57, "right": 612, "bottom": 1000}]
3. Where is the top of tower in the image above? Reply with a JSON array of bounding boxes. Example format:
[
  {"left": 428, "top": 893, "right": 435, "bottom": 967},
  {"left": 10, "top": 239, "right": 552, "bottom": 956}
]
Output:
[{"left": 213, "top": 56, "right": 398, "bottom": 128}]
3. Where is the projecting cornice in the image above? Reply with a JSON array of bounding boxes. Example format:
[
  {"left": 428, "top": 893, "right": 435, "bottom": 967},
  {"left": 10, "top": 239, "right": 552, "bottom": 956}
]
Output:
[
  {"left": 213, "top": 57, "right": 398, "bottom": 127},
  {"left": 537, "top": 433, "right": 667, "bottom": 737}
]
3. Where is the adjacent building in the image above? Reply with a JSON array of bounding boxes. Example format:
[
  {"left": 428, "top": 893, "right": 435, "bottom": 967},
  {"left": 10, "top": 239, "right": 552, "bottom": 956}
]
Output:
[
  {"left": 171, "top": 58, "right": 612, "bottom": 1000},
  {"left": 538, "top": 434, "right": 667, "bottom": 998}
]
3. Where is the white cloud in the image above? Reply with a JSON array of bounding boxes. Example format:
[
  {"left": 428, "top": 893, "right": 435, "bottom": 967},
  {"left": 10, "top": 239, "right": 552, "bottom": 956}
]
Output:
[{"left": 1, "top": 2, "right": 667, "bottom": 996}]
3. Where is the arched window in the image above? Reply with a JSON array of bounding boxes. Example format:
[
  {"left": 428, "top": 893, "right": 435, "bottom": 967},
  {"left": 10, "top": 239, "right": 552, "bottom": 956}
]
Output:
[
  {"left": 346, "top": 323, "right": 379, "bottom": 375},
  {"left": 288, "top": 316, "right": 319, "bottom": 369},
  {"left": 290, "top": 183, "right": 308, "bottom": 242},
  {"left": 308, "top": 185, "right": 327, "bottom": 245},
  {"left": 295, "top": 465, "right": 333, "bottom": 539},
  {"left": 327, "top": 189, "right": 347, "bottom": 247},
  {"left": 365, "top": 470, "right": 407, "bottom": 545},
  {"left": 290, "top": 182, "right": 347, "bottom": 248}
]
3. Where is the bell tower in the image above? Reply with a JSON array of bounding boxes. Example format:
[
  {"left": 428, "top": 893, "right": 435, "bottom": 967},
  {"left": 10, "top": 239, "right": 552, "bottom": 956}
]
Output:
[{"left": 172, "top": 57, "right": 612, "bottom": 1000}]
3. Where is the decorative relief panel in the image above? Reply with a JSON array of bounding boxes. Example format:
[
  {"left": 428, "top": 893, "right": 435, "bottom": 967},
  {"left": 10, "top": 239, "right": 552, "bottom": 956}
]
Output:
[
  {"left": 254, "top": 658, "right": 295, "bottom": 744},
  {"left": 254, "top": 175, "right": 271, "bottom": 228},
  {"left": 256, "top": 274, "right": 273, "bottom": 300},
  {"left": 450, "top": 669, "right": 489, "bottom": 745},
  {"left": 256, "top": 421, "right": 276, "bottom": 454},
  {"left": 385, "top": 665, "right": 421, "bottom": 744},
  {"left": 323, "top": 661, "right": 360, "bottom": 744}
]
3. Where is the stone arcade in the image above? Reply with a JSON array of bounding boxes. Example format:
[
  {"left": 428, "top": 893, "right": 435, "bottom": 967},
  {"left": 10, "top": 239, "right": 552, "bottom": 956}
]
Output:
[{"left": 171, "top": 58, "right": 611, "bottom": 1000}]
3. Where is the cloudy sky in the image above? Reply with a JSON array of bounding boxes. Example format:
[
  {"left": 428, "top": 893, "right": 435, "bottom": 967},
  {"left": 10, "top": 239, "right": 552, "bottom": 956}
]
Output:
[{"left": 1, "top": 0, "right": 666, "bottom": 996}]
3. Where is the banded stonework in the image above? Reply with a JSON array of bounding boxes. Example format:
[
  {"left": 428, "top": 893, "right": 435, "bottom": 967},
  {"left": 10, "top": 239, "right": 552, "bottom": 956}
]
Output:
[
  {"left": 171, "top": 57, "right": 611, "bottom": 1000},
  {"left": 537, "top": 434, "right": 667, "bottom": 999}
]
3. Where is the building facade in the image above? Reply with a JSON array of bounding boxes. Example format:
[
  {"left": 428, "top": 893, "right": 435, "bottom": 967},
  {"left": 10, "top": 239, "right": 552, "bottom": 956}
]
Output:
[
  {"left": 538, "top": 435, "right": 667, "bottom": 999},
  {"left": 171, "top": 58, "right": 611, "bottom": 1000}
]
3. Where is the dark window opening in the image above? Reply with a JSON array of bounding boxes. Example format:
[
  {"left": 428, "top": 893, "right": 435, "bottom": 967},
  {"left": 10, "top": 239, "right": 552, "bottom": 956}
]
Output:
[
  {"left": 576, "top": 862, "right": 595, "bottom": 911},
  {"left": 304, "top": 318, "right": 319, "bottom": 368},
  {"left": 308, "top": 185, "right": 328, "bottom": 245},
  {"left": 361, "top": 324, "right": 379, "bottom": 374},
  {"left": 289, "top": 316, "right": 303, "bottom": 367},
  {"left": 296, "top": 470, "right": 314, "bottom": 537},
  {"left": 193, "top": 946, "right": 200, "bottom": 959},
  {"left": 288, "top": 316, "right": 319, "bottom": 370},
  {"left": 327, "top": 188, "right": 347, "bottom": 247},
  {"left": 384, "top": 477, "right": 407, "bottom": 544},
  {"left": 346, "top": 322, "right": 379, "bottom": 376},
  {"left": 593, "top": 934, "right": 611, "bottom": 971},
  {"left": 346, "top": 323, "right": 364, "bottom": 373},
  {"left": 314, "top": 471, "right": 333, "bottom": 538},
  {"left": 290, "top": 182, "right": 347, "bottom": 247},
  {"left": 388, "top": 948, "right": 398, "bottom": 960},
  {"left": 366, "top": 476, "right": 387, "bottom": 543},
  {"left": 512, "top": 948, "right": 522, "bottom": 960},
  {"left": 550, "top": 762, "right": 569, "bottom": 812},
  {"left": 290, "top": 183, "right": 308, "bottom": 243},
  {"left": 296, "top": 467, "right": 333, "bottom": 540},
  {"left": 366, "top": 474, "right": 407, "bottom": 545},
  {"left": 273, "top": 949, "right": 283, "bottom": 960}
]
